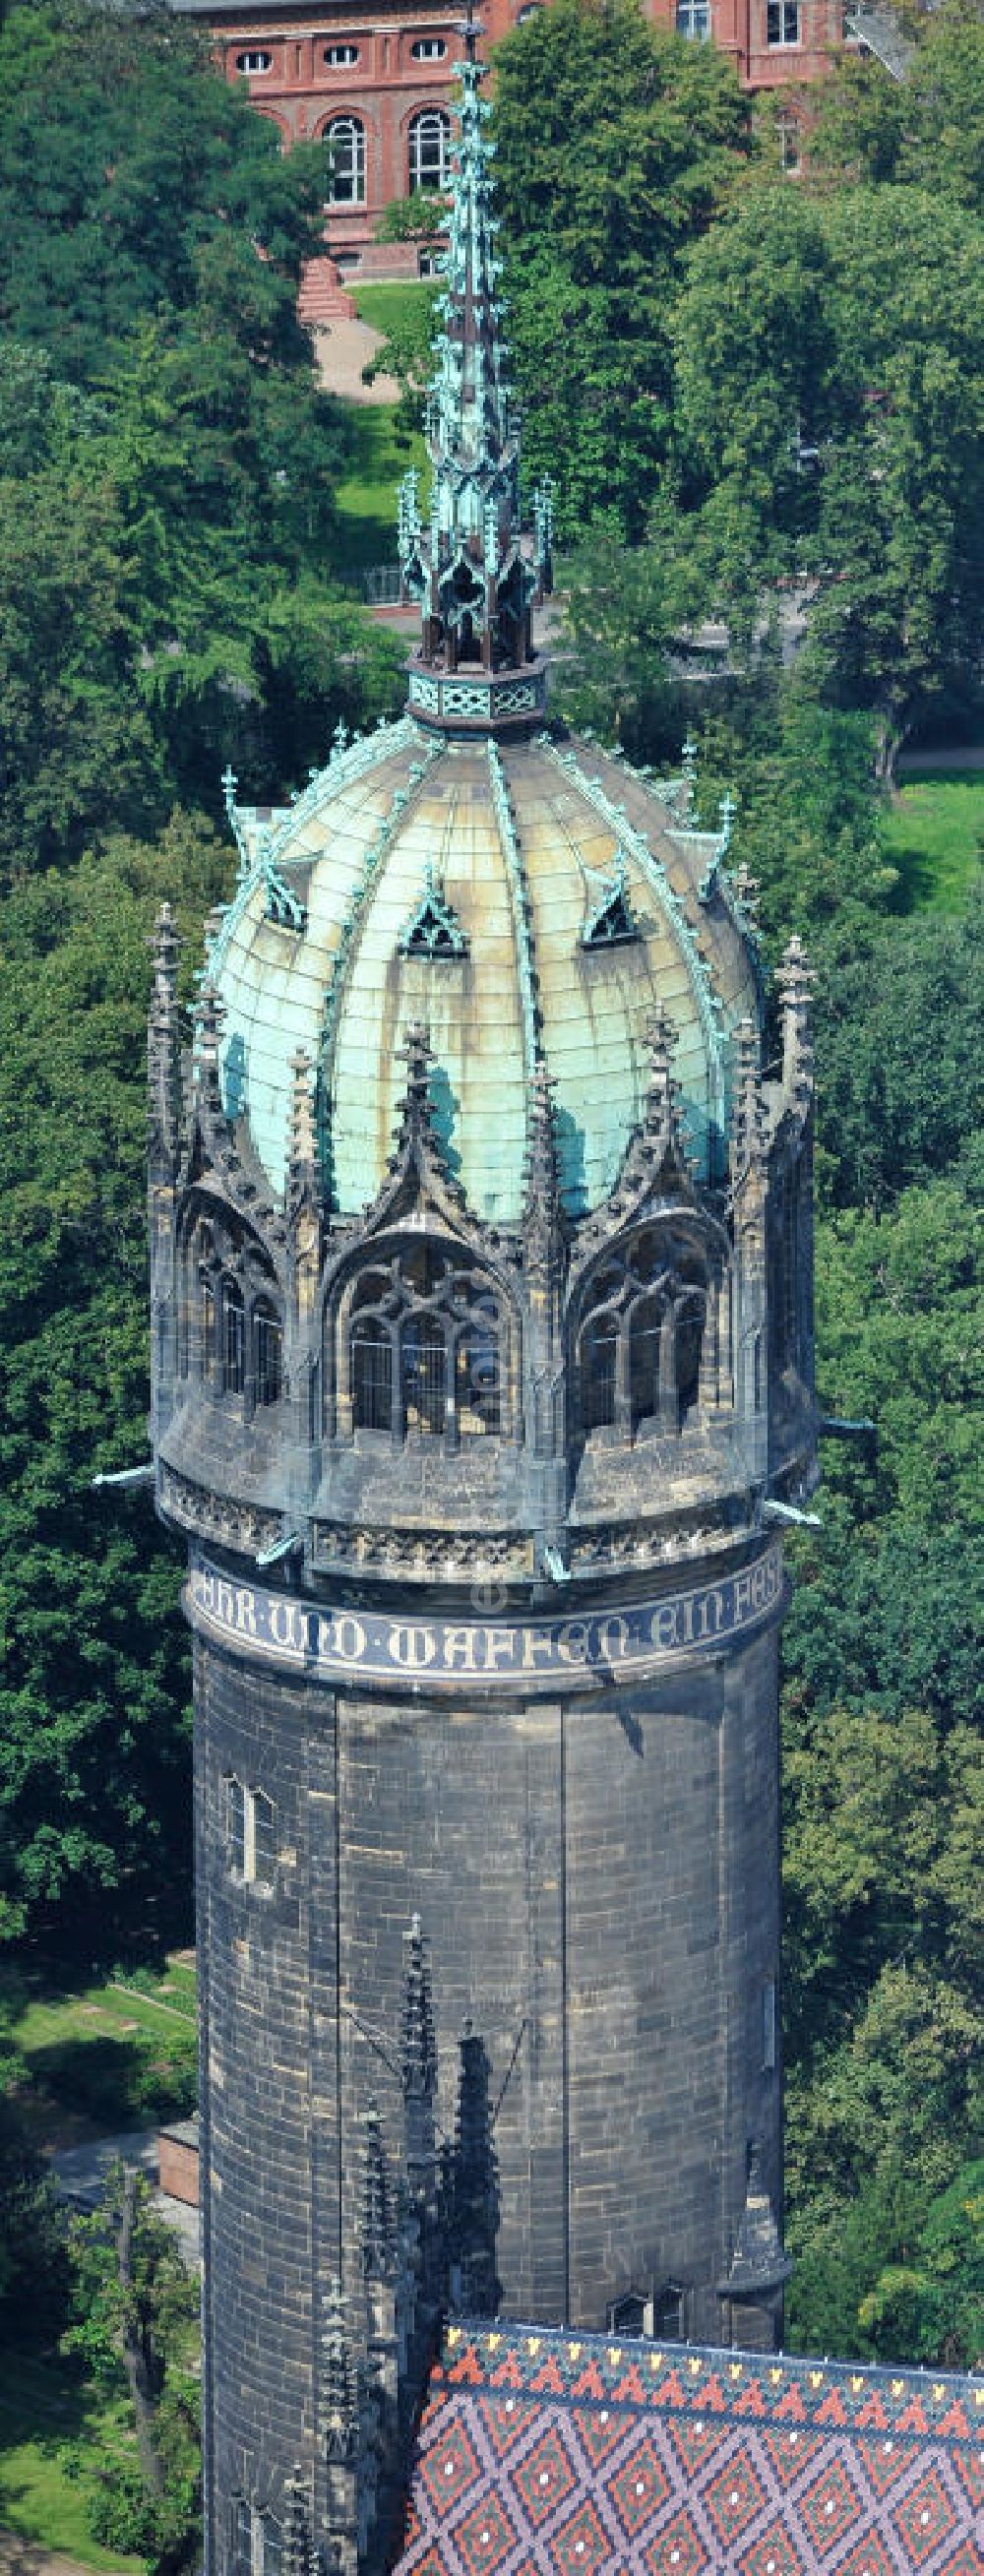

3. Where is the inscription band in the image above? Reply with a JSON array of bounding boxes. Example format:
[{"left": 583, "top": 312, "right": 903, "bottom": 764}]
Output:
[{"left": 186, "top": 1543, "right": 783, "bottom": 1694}]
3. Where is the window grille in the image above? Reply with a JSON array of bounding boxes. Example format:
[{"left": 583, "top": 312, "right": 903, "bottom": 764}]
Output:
[
  {"left": 327, "top": 115, "right": 366, "bottom": 204},
  {"left": 578, "top": 1230, "right": 711, "bottom": 1441},
  {"left": 629, "top": 1297, "right": 662, "bottom": 1434},
  {"left": 254, "top": 1303, "right": 282, "bottom": 1407},
  {"left": 352, "top": 1319, "right": 393, "bottom": 1432},
  {"left": 582, "top": 1313, "right": 618, "bottom": 1431},
  {"left": 402, "top": 1315, "right": 446, "bottom": 1436},
  {"left": 345, "top": 1247, "right": 506, "bottom": 1441},
  {"left": 223, "top": 1283, "right": 245, "bottom": 1395},
  {"left": 408, "top": 107, "right": 451, "bottom": 192},
  {"left": 456, "top": 1319, "right": 500, "bottom": 1436}
]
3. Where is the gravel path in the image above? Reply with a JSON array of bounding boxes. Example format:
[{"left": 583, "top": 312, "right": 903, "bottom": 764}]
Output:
[{"left": 312, "top": 317, "right": 400, "bottom": 403}]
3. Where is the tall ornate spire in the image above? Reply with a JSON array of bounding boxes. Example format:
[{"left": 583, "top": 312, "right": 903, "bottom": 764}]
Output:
[{"left": 400, "top": 2, "right": 552, "bottom": 733}]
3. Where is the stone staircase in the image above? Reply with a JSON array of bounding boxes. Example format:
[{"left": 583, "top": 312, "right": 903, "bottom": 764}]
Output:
[{"left": 298, "top": 255, "right": 356, "bottom": 329}]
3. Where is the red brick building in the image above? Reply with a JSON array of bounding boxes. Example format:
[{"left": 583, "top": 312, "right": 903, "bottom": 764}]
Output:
[{"left": 168, "top": 0, "right": 856, "bottom": 267}]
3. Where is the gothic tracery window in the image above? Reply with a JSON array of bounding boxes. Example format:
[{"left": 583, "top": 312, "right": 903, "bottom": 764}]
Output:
[
  {"left": 339, "top": 1241, "right": 511, "bottom": 1442},
  {"left": 576, "top": 1226, "right": 712, "bottom": 1440}
]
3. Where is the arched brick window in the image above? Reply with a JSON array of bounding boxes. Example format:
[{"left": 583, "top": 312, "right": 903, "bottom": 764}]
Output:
[
  {"left": 327, "top": 114, "right": 366, "bottom": 205},
  {"left": 408, "top": 107, "right": 451, "bottom": 193}
]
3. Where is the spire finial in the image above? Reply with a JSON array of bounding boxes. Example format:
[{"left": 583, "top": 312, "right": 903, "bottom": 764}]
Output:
[{"left": 399, "top": 11, "right": 544, "bottom": 721}]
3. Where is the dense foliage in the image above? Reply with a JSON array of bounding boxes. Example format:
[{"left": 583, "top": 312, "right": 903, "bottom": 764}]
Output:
[
  {"left": 492, "top": 0, "right": 752, "bottom": 543},
  {"left": 501, "top": 0, "right": 984, "bottom": 773},
  {"left": 0, "top": 0, "right": 980, "bottom": 2444}
]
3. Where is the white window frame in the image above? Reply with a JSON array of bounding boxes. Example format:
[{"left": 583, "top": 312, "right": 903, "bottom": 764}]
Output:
[
  {"left": 408, "top": 106, "right": 451, "bottom": 193},
  {"left": 676, "top": 0, "right": 711, "bottom": 36},
  {"left": 326, "top": 114, "right": 367, "bottom": 206},
  {"left": 235, "top": 50, "right": 273, "bottom": 75},
  {"left": 411, "top": 35, "right": 447, "bottom": 58},
  {"left": 767, "top": 0, "right": 800, "bottom": 43},
  {"left": 324, "top": 42, "right": 360, "bottom": 66}
]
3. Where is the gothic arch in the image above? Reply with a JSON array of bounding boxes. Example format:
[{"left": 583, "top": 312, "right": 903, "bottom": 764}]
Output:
[
  {"left": 323, "top": 1226, "right": 521, "bottom": 1445},
  {"left": 569, "top": 1211, "right": 730, "bottom": 1441}
]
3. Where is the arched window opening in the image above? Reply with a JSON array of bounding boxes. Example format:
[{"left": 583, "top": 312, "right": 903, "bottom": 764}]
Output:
[
  {"left": 340, "top": 1242, "right": 511, "bottom": 1444},
  {"left": 325, "top": 41, "right": 360, "bottom": 65},
  {"left": 236, "top": 50, "right": 273, "bottom": 73},
  {"left": 352, "top": 1318, "right": 393, "bottom": 1432},
  {"left": 327, "top": 115, "right": 366, "bottom": 205},
  {"left": 629, "top": 1295, "right": 662, "bottom": 1435},
  {"left": 222, "top": 1280, "right": 245, "bottom": 1395},
  {"left": 254, "top": 1301, "right": 282, "bottom": 1407},
  {"left": 411, "top": 34, "right": 446, "bottom": 57},
  {"left": 401, "top": 1313, "right": 446, "bottom": 1436},
  {"left": 582, "top": 1312, "right": 618, "bottom": 1432},
  {"left": 409, "top": 107, "right": 451, "bottom": 193},
  {"left": 577, "top": 1228, "right": 713, "bottom": 1441}
]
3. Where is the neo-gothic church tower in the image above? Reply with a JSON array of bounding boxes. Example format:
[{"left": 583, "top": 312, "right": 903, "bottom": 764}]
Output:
[{"left": 149, "top": 28, "right": 816, "bottom": 2576}]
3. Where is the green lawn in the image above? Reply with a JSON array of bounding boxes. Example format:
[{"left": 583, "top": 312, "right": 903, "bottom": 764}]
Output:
[
  {"left": 335, "top": 404, "right": 428, "bottom": 579},
  {"left": 351, "top": 280, "right": 436, "bottom": 339},
  {"left": 10, "top": 1953, "right": 197, "bottom": 2145},
  {"left": 885, "top": 767, "right": 984, "bottom": 913},
  {"left": 0, "top": 2350, "right": 143, "bottom": 2572}
]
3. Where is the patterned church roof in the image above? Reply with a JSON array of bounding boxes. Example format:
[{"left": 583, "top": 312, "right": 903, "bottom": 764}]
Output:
[{"left": 392, "top": 2324, "right": 984, "bottom": 2576}]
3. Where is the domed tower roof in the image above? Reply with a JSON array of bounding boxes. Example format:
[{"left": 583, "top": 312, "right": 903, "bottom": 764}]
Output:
[
  {"left": 210, "top": 726, "right": 756, "bottom": 1225},
  {"left": 149, "top": 14, "right": 817, "bottom": 1588}
]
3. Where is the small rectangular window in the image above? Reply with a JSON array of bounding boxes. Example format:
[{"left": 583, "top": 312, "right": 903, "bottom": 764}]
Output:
[
  {"left": 227, "top": 1777, "right": 246, "bottom": 1877},
  {"left": 252, "top": 1791, "right": 277, "bottom": 1891},
  {"left": 767, "top": 0, "right": 799, "bottom": 40},
  {"left": 260, "top": 2518, "right": 281, "bottom": 2576},
  {"left": 676, "top": 0, "right": 710, "bottom": 34},
  {"left": 763, "top": 1978, "right": 776, "bottom": 2071}
]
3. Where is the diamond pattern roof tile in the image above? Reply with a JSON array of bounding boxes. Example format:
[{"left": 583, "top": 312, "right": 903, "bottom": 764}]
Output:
[{"left": 393, "top": 2324, "right": 984, "bottom": 2576}]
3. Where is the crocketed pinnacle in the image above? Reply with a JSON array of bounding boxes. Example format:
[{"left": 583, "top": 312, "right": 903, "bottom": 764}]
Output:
[{"left": 398, "top": 1, "right": 551, "bottom": 676}]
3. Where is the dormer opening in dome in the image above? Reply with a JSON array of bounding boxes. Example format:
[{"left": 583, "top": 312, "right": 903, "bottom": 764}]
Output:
[{"left": 398, "top": 4, "right": 554, "bottom": 737}]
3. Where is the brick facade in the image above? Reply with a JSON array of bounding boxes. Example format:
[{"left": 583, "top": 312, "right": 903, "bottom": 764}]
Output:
[{"left": 167, "top": 0, "right": 855, "bottom": 258}]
